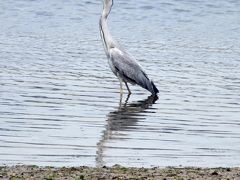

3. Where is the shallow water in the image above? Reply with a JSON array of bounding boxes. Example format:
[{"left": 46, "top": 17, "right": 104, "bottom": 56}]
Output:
[{"left": 0, "top": 0, "right": 240, "bottom": 167}]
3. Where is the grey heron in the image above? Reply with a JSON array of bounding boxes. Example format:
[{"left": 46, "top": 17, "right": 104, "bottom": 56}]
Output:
[{"left": 100, "top": 0, "right": 159, "bottom": 95}]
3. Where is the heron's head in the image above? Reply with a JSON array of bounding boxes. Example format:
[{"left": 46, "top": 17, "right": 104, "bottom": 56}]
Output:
[{"left": 103, "top": 0, "right": 113, "bottom": 9}]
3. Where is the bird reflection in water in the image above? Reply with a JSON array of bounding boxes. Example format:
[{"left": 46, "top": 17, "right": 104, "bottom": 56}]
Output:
[{"left": 96, "top": 94, "right": 158, "bottom": 167}]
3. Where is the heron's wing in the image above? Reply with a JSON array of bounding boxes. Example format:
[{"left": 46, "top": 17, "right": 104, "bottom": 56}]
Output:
[{"left": 110, "top": 47, "right": 155, "bottom": 93}]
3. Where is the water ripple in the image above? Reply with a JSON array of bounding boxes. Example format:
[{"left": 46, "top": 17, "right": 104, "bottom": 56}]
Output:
[{"left": 0, "top": 0, "right": 240, "bottom": 167}]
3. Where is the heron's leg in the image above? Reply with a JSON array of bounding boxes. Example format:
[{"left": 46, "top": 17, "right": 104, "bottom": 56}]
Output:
[
  {"left": 124, "top": 82, "right": 131, "bottom": 95},
  {"left": 124, "top": 93, "right": 131, "bottom": 104},
  {"left": 119, "top": 78, "right": 123, "bottom": 94},
  {"left": 119, "top": 92, "right": 123, "bottom": 108}
]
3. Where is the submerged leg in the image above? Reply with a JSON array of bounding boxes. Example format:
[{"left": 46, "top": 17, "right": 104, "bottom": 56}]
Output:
[
  {"left": 124, "top": 82, "right": 131, "bottom": 95},
  {"left": 119, "top": 89, "right": 130, "bottom": 109}
]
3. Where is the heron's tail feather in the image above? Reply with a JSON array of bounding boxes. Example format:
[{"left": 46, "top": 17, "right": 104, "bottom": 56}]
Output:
[
  {"left": 151, "top": 81, "right": 159, "bottom": 95},
  {"left": 137, "top": 72, "right": 159, "bottom": 95}
]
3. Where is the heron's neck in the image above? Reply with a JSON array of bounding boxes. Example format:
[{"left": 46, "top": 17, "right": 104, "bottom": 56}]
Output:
[{"left": 100, "top": 9, "right": 114, "bottom": 56}]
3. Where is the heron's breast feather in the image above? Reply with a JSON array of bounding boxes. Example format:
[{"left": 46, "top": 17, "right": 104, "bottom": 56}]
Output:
[{"left": 110, "top": 47, "right": 124, "bottom": 56}]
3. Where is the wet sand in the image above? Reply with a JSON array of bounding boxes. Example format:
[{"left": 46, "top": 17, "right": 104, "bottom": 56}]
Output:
[{"left": 0, "top": 165, "right": 239, "bottom": 180}]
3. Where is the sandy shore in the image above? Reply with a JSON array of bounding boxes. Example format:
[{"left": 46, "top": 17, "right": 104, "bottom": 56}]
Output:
[{"left": 0, "top": 165, "right": 239, "bottom": 180}]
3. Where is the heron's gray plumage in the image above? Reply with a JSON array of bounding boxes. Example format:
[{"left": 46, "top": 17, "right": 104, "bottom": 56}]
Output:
[
  {"left": 110, "top": 48, "right": 158, "bottom": 94},
  {"left": 100, "top": 0, "right": 159, "bottom": 95}
]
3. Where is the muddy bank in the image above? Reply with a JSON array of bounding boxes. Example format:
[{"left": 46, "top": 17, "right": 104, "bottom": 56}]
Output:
[{"left": 0, "top": 165, "right": 239, "bottom": 180}]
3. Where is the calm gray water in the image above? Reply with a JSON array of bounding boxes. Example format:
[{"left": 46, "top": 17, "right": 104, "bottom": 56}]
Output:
[{"left": 0, "top": 0, "right": 240, "bottom": 167}]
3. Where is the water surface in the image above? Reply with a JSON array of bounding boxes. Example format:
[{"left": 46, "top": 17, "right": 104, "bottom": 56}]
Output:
[{"left": 0, "top": 0, "right": 240, "bottom": 167}]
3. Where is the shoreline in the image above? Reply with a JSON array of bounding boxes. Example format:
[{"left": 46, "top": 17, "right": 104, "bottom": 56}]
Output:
[{"left": 0, "top": 165, "right": 239, "bottom": 179}]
